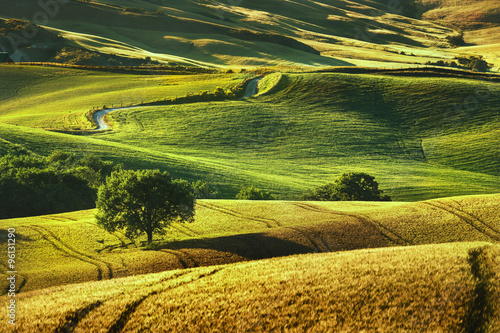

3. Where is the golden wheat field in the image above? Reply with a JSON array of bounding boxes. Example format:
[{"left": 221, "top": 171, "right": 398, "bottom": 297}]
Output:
[
  {"left": 0, "top": 194, "right": 498, "bottom": 296},
  {"left": 2, "top": 242, "right": 498, "bottom": 332}
]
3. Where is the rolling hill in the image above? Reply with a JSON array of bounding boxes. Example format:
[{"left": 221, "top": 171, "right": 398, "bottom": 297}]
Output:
[
  {"left": 1, "top": 194, "right": 498, "bottom": 295},
  {"left": 0, "top": 66, "right": 498, "bottom": 200},
  {"left": 1, "top": 0, "right": 497, "bottom": 68},
  {"left": 4, "top": 241, "right": 499, "bottom": 332}
]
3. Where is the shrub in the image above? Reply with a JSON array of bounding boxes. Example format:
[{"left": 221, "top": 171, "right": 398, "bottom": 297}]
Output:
[
  {"left": 0, "top": 150, "right": 120, "bottom": 218},
  {"left": 192, "top": 180, "right": 219, "bottom": 199},
  {"left": 236, "top": 186, "right": 277, "bottom": 200},
  {"left": 446, "top": 33, "right": 465, "bottom": 47}
]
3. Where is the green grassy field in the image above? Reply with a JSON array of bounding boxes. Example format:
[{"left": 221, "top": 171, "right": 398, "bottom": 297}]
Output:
[
  {"left": 4, "top": 241, "right": 499, "bottom": 332},
  {"left": 0, "top": 65, "right": 249, "bottom": 130},
  {"left": 0, "top": 66, "right": 498, "bottom": 200},
  {"left": 1, "top": 194, "right": 498, "bottom": 295}
]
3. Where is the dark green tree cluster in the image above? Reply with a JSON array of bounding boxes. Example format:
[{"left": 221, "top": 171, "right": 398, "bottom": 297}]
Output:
[
  {"left": 0, "top": 150, "right": 120, "bottom": 219},
  {"left": 301, "top": 172, "right": 391, "bottom": 201}
]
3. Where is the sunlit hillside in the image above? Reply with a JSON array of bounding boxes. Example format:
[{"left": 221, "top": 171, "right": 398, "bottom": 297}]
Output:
[
  {"left": 5, "top": 242, "right": 499, "bottom": 332},
  {"left": 1, "top": 194, "right": 498, "bottom": 295},
  {"left": 1, "top": 0, "right": 498, "bottom": 68}
]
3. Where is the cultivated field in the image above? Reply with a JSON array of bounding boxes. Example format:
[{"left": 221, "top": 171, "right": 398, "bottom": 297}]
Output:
[
  {"left": 1, "top": 194, "right": 498, "bottom": 295},
  {"left": 3, "top": 242, "right": 498, "bottom": 332}
]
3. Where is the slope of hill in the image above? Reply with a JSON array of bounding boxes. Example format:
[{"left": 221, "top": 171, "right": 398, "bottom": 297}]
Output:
[
  {"left": 1, "top": 0, "right": 490, "bottom": 68},
  {"left": 1, "top": 194, "right": 498, "bottom": 295},
  {"left": 93, "top": 71, "right": 500, "bottom": 199},
  {"left": 0, "top": 66, "right": 498, "bottom": 200},
  {"left": 0, "top": 65, "right": 248, "bottom": 130},
  {"left": 5, "top": 242, "right": 499, "bottom": 332}
]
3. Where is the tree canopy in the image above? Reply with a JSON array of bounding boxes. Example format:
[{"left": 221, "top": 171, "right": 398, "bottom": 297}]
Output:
[
  {"left": 301, "top": 172, "right": 391, "bottom": 201},
  {"left": 0, "top": 150, "right": 119, "bottom": 219},
  {"left": 96, "top": 169, "right": 195, "bottom": 244}
]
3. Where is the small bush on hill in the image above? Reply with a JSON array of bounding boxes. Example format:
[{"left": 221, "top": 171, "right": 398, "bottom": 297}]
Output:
[
  {"left": 301, "top": 172, "right": 391, "bottom": 201},
  {"left": 192, "top": 180, "right": 219, "bottom": 199},
  {"left": 236, "top": 186, "right": 277, "bottom": 200},
  {"left": 446, "top": 33, "right": 465, "bottom": 47}
]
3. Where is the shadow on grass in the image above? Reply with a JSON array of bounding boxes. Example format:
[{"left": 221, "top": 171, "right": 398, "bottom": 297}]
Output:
[
  {"left": 0, "top": 228, "right": 33, "bottom": 246},
  {"left": 149, "top": 231, "right": 314, "bottom": 262}
]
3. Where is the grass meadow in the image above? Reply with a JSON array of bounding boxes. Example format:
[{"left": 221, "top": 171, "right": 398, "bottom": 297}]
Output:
[
  {"left": 0, "top": 67, "right": 498, "bottom": 200},
  {"left": 0, "top": 0, "right": 476, "bottom": 68},
  {"left": 0, "top": 65, "right": 249, "bottom": 130},
  {"left": 1, "top": 194, "right": 498, "bottom": 295}
]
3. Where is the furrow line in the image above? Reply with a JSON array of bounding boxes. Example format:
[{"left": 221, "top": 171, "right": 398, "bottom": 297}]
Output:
[
  {"left": 198, "top": 202, "right": 279, "bottom": 228},
  {"left": 293, "top": 203, "right": 408, "bottom": 246},
  {"left": 106, "top": 268, "right": 223, "bottom": 333},
  {"left": 175, "top": 223, "right": 200, "bottom": 235},
  {"left": 285, "top": 227, "right": 322, "bottom": 253},
  {"left": 423, "top": 202, "right": 500, "bottom": 242},
  {"left": 0, "top": 264, "right": 27, "bottom": 295},
  {"left": 449, "top": 199, "right": 500, "bottom": 234},
  {"left": 34, "top": 225, "right": 116, "bottom": 278},
  {"left": 60, "top": 271, "right": 193, "bottom": 333},
  {"left": 25, "top": 226, "right": 105, "bottom": 280},
  {"left": 170, "top": 223, "right": 198, "bottom": 237},
  {"left": 160, "top": 249, "right": 189, "bottom": 269}
]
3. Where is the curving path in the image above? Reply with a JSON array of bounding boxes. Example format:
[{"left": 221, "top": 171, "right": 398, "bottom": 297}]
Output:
[
  {"left": 241, "top": 77, "right": 263, "bottom": 99},
  {"left": 93, "top": 106, "right": 140, "bottom": 130},
  {"left": 93, "top": 77, "right": 263, "bottom": 130}
]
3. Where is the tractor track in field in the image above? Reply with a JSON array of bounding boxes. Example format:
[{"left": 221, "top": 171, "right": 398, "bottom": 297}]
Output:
[
  {"left": 198, "top": 202, "right": 281, "bottom": 228},
  {"left": 449, "top": 199, "right": 500, "bottom": 234},
  {"left": 56, "top": 269, "right": 205, "bottom": 333},
  {"left": 170, "top": 223, "right": 199, "bottom": 237},
  {"left": 422, "top": 201, "right": 500, "bottom": 242},
  {"left": 0, "top": 263, "right": 27, "bottom": 295},
  {"left": 160, "top": 249, "right": 198, "bottom": 269},
  {"left": 106, "top": 268, "right": 223, "bottom": 333},
  {"left": 293, "top": 203, "right": 410, "bottom": 246},
  {"left": 284, "top": 226, "right": 324, "bottom": 253},
  {"left": 25, "top": 225, "right": 115, "bottom": 280}
]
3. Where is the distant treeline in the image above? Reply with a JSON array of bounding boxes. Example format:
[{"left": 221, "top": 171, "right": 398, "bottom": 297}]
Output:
[
  {"left": 0, "top": 150, "right": 120, "bottom": 219},
  {"left": 3, "top": 61, "right": 218, "bottom": 75}
]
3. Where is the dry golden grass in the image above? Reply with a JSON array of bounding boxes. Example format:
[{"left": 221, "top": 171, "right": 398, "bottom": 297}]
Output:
[
  {"left": 5, "top": 242, "right": 498, "bottom": 332},
  {"left": 0, "top": 194, "right": 498, "bottom": 295}
]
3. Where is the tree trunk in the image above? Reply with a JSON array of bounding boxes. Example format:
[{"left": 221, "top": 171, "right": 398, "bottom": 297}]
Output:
[{"left": 147, "top": 230, "right": 153, "bottom": 244}]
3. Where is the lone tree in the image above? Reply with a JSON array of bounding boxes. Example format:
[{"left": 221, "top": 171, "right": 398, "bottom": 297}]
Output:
[
  {"left": 301, "top": 172, "right": 391, "bottom": 201},
  {"left": 96, "top": 169, "right": 195, "bottom": 245}
]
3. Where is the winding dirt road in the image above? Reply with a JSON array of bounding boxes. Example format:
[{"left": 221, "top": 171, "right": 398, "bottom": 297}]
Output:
[
  {"left": 93, "top": 77, "right": 262, "bottom": 130},
  {"left": 241, "top": 77, "right": 262, "bottom": 99}
]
